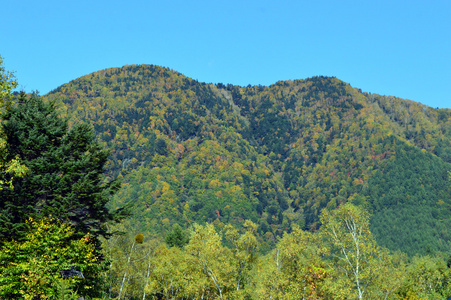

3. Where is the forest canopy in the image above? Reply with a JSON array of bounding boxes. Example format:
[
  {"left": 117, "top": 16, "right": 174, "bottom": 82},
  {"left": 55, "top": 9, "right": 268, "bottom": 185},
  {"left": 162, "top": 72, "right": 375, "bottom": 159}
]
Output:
[
  {"left": 43, "top": 64, "right": 451, "bottom": 256},
  {"left": 0, "top": 58, "right": 450, "bottom": 299}
]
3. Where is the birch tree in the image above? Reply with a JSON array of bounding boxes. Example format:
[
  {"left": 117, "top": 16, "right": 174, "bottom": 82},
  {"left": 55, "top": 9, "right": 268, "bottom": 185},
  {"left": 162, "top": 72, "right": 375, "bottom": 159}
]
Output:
[
  {"left": 320, "top": 204, "right": 390, "bottom": 300},
  {"left": 224, "top": 220, "right": 258, "bottom": 296},
  {"left": 185, "top": 223, "right": 236, "bottom": 300},
  {"left": 145, "top": 245, "right": 189, "bottom": 299},
  {"left": 254, "top": 225, "right": 327, "bottom": 299}
]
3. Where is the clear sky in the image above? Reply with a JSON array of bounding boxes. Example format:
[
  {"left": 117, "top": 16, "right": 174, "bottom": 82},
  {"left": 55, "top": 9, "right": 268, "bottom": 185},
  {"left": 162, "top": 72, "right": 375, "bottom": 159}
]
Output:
[{"left": 1, "top": 0, "right": 450, "bottom": 108}]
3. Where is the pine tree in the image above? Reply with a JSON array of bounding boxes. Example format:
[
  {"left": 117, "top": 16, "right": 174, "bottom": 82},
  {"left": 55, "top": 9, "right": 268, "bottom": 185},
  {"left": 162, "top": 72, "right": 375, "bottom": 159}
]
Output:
[{"left": 0, "top": 92, "right": 128, "bottom": 245}]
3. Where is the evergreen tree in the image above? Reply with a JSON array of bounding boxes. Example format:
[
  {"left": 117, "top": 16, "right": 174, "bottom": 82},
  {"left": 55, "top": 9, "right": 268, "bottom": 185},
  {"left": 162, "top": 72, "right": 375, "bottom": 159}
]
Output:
[
  {"left": 0, "top": 92, "right": 128, "bottom": 246},
  {"left": 165, "top": 223, "right": 189, "bottom": 248}
]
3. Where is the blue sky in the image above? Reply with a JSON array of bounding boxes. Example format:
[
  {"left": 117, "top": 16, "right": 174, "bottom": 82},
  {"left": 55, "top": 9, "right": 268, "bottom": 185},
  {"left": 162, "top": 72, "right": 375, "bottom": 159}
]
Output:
[{"left": 1, "top": 0, "right": 450, "bottom": 108}]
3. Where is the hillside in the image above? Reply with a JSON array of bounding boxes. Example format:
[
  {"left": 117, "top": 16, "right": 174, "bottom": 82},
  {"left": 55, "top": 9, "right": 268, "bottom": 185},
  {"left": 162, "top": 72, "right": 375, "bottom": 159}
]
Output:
[{"left": 43, "top": 64, "right": 451, "bottom": 256}]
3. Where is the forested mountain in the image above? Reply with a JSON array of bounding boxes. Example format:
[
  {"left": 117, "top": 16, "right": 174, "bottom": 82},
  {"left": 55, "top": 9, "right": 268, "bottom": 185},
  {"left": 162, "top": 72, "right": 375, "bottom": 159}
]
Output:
[{"left": 43, "top": 64, "right": 451, "bottom": 256}]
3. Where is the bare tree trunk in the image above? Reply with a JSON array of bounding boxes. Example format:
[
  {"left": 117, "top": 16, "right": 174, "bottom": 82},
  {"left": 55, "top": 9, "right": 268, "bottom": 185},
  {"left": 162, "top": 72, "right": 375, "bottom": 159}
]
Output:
[
  {"left": 118, "top": 240, "right": 136, "bottom": 299},
  {"left": 142, "top": 258, "right": 151, "bottom": 300}
]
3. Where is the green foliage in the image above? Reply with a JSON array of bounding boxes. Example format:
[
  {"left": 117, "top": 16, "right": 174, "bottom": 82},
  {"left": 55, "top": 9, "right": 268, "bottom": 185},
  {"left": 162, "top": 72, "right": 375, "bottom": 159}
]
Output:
[
  {"left": 0, "top": 217, "right": 102, "bottom": 299},
  {"left": 102, "top": 218, "right": 449, "bottom": 299},
  {"left": 320, "top": 204, "right": 404, "bottom": 299},
  {"left": 366, "top": 140, "right": 451, "bottom": 255},
  {"left": 0, "top": 55, "right": 18, "bottom": 102},
  {"left": 183, "top": 223, "right": 237, "bottom": 299},
  {"left": 19, "top": 60, "right": 445, "bottom": 298},
  {"left": 148, "top": 222, "right": 259, "bottom": 299},
  {"left": 52, "top": 278, "right": 81, "bottom": 300},
  {"left": 41, "top": 64, "right": 451, "bottom": 257},
  {"left": 398, "top": 255, "right": 451, "bottom": 299},
  {"left": 165, "top": 223, "right": 189, "bottom": 248},
  {"left": 0, "top": 57, "right": 28, "bottom": 190},
  {"left": 146, "top": 245, "right": 191, "bottom": 299},
  {"left": 254, "top": 225, "right": 327, "bottom": 299},
  {"left": 0, "top": 92, "right": 127, "bottom": 247},
  {"left": 224, "top": 220, "right": 259, "bottom": 294}
]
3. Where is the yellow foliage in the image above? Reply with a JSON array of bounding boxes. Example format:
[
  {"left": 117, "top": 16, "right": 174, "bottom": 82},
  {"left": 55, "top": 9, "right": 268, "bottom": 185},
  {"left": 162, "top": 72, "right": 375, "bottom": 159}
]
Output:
[
  {"left": 209, "top": 179, "right": 221, "bottom": 188},
  {"left": 135, "top": 233, "right": 144, "bottom": 244},
  {"left": 161, "top": 182, "right": 170, "bottom": 193}
]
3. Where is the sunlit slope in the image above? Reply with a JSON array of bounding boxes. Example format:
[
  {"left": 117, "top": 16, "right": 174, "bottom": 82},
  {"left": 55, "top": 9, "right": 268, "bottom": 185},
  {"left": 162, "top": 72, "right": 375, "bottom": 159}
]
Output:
[{"left": 44, "top": 65, "right": 451, "bottom": 255}]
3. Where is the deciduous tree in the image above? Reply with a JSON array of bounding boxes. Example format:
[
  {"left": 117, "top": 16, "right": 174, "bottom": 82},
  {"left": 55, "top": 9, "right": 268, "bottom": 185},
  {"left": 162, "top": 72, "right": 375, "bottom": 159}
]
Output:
[
  {"left": 254, "top": 225, "right": 327, "bottom": 299},
  {"left": 0, "top": 56, "right": 28, "bottom": 190},
  {"left": 0, "top": 217, "right": 102, "bottom": 299},
  {"left": 320, "top": 203, "right": 399, "bottom": 299}
]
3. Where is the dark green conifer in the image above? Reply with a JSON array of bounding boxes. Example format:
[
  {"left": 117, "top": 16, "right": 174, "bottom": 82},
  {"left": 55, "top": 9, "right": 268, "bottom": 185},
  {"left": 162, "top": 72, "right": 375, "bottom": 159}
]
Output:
[
  {"left": 165, "top": 224, "right": 189, "bottom": 248},
  {"left": 0, "top": 92, "right": 128, "bottom": 244}
]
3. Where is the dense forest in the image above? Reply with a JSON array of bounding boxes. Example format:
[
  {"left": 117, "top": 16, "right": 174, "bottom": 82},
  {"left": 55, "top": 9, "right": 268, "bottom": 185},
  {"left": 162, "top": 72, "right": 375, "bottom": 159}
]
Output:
[
  {"left": 43, "top": 64, "right": 451, "bottom": 256},
  {"left": 0, "top": 59, "right": 450, "bottom": 299}
]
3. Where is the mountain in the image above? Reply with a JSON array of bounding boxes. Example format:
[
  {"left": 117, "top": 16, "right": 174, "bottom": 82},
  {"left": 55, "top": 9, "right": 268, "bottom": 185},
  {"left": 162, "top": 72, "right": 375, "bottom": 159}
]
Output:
[{"left": 43, "top": 64, "right": 451, "bottom": 256}]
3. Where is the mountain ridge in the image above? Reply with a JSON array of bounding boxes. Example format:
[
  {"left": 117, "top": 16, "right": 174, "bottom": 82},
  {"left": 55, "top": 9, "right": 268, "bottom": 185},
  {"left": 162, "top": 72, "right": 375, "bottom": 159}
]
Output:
[{"left": 42, "top": 64, "right": 451, "bottom": 256}]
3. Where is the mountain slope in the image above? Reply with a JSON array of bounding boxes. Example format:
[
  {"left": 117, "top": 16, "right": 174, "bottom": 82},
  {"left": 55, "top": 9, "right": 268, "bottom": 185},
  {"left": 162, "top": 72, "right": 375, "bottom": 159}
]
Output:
[{"left": 43, "top": 64, "right": 451, "bottom": 255}]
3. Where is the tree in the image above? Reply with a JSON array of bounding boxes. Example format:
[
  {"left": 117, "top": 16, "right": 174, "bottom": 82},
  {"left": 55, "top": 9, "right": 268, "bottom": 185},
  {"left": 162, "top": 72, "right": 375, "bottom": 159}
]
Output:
[
  {"left": 145, "top": 245, "right": 191, "bottom": 299},
  {"left": 224, "top": 220, "right": 259, "bottom": 296},
  {"left": 117, "top": 233, "right": 145, "bottom": 300},
  {"left": 398, "top": 255, "right": 450, "bottom": 299},
  {"left": 185, "top": 223, "right": 236, "bottom": 300},
  {"left": 100, "top": 221, "right": 160, "bottom": 300},
  {"left": 0, "top": 92, "right": 128, "bottom": 246},
  {"left": 254, "top": 225, "right": 327, "bottom": 299},
  {"left": 165, "top": 223, "right": 189, "bottom": 248},
  {"left": 0, "top": 217, "right": 102, "bottom": 299},
  {"left": 0, "top": 55, "right": 17, "bottom": 102},
  {"left": 320, "top": 203, "right": 400, "bottom": 300},
  {"left": 0, "top": 56, "right": 28, "bottom": 190}
]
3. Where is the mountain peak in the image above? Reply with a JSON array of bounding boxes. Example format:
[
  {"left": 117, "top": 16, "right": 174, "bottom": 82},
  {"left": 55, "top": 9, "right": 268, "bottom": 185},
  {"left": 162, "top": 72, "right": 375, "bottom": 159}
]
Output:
[{"left": 43, "top": 65, "right": 451, "bottom": 256}]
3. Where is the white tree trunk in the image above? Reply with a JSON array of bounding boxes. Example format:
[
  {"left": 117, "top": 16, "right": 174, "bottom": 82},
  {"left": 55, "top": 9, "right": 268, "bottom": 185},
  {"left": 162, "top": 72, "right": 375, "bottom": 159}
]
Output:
[{"left": 118, "top": 241, "right": 136, "bottom": 299}]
